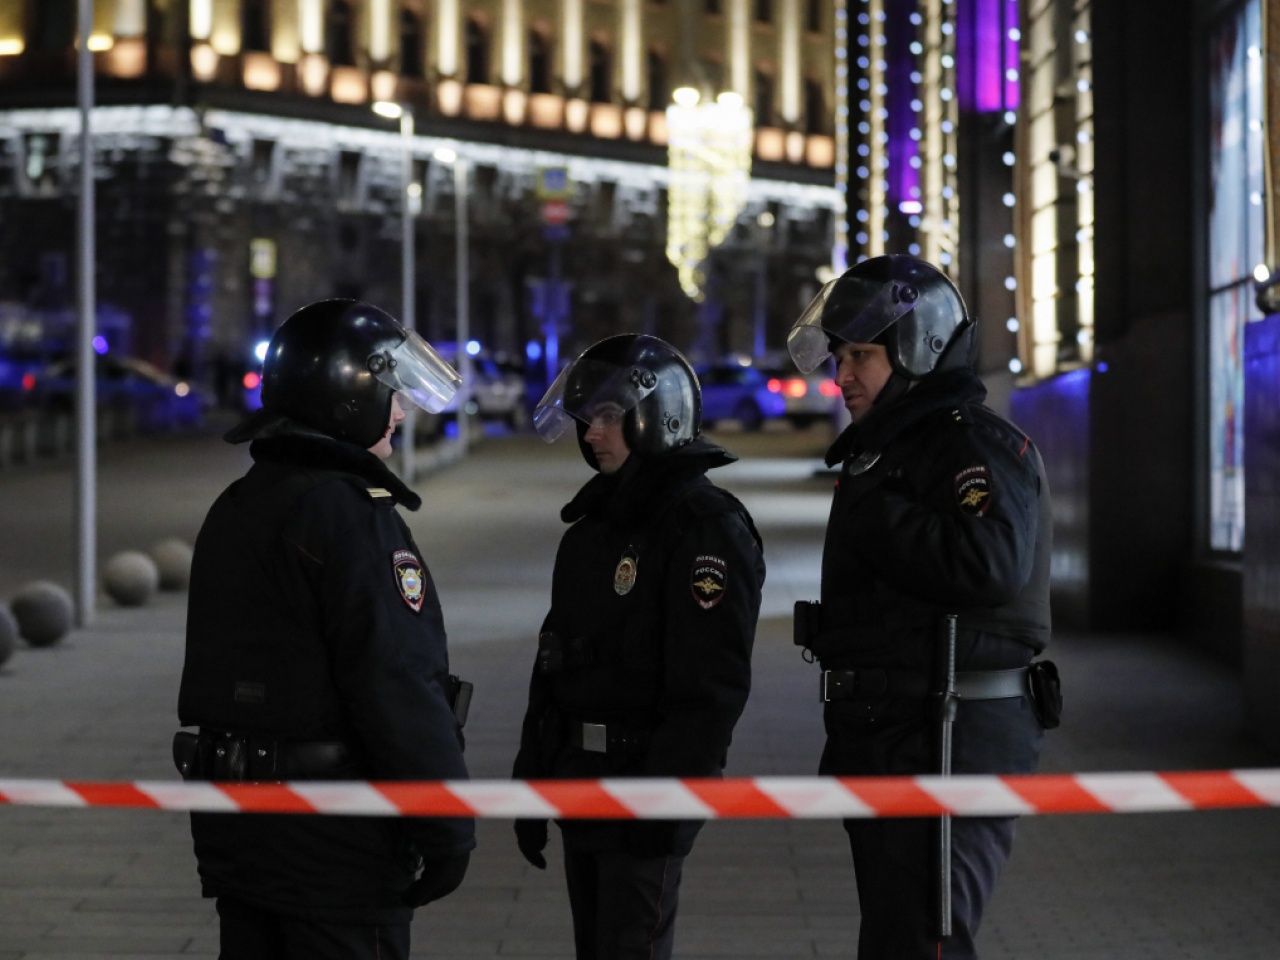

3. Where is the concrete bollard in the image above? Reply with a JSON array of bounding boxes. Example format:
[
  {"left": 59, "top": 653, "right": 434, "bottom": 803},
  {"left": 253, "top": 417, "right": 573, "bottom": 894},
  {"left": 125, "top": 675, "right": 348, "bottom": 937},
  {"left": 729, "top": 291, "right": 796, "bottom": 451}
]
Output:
[
  {"left": 0, "top": 603, "right": 16, "bottom": 667},
  {"left": 148, "top": 538, "right": 193, "bottom": 591},
  {"left": 102, "top": 551, "right": 160, "bottom": 607},
  {"left": 11, "top": 581, "right": 74, "bottom": 647}
]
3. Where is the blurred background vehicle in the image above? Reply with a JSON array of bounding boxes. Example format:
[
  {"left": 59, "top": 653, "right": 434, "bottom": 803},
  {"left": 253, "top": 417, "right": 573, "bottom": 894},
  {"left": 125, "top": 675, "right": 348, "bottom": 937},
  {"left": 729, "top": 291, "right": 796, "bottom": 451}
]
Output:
[
  {"left": 697, "top": 360, "right": 788, "bottom": 431},
  {"left": 759, "top": 358, "right": 844, "bottom": 428},
  {"left": 27, "top": 353, "right": 208, "bottom": 432}
]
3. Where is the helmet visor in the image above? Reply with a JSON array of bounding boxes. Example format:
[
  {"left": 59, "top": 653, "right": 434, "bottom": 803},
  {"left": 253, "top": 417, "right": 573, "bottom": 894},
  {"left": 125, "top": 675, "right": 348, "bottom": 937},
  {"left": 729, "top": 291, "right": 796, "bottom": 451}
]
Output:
[
  {"left": 787, "top": 276, "right": 921, "bottom": 373},
  {"left": 533, "top": 358, "right": 658, "bottom": 442},
  {"left": 372, "top": 331, "right": 462, "bottom": 414}
]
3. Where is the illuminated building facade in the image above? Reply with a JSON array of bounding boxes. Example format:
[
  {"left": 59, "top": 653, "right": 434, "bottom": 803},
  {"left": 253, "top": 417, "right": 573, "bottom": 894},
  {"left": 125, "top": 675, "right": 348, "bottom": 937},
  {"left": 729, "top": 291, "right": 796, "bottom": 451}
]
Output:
[{"left": 0, "top": 0, "right": 839, "bottom": 391}]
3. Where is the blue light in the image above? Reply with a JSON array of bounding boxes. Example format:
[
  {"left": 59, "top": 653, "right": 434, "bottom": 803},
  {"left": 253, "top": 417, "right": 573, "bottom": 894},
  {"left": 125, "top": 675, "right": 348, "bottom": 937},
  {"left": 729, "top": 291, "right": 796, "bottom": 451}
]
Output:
[
  {"left": 253, "top": 340, "right": 271, "bottom": 363},
  {"left": 1097, "top": 362, "right": 1109, "bottom": 373},
  {"left": 526, "top": 340, "right": 543, "bottom": 362},
  {"left": 465, "top": 340, "right": 481, "bottom": 356},
  {"left": 92, "top": 336, "right": 109, "bottom": 355}
]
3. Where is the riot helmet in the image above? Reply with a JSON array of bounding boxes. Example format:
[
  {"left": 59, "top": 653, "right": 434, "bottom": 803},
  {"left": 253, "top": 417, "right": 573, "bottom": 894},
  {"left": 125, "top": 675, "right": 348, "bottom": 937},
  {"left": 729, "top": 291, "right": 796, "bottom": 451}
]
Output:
[
  {"left": 533, "top": 334, "right": 701, "bottom": 467},
  {"left": 226, "top": 299, "right": 460, "bottom": 448},
  {"left": 788, "top": 255, "right": 974, "bottom": 380}
]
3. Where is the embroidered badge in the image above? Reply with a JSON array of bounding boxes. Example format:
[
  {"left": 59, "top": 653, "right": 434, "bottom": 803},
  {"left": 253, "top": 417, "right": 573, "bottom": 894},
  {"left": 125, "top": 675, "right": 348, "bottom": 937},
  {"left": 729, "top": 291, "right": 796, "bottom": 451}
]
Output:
[
  {"left": 614, "top": 550, "right": 639, "bottom": 596},
  {"left": 955, "top": 465, "right": 993, "bottom": 516},
  {"left": 392, "top": 548, "right": 426, "bottom": 612},
  {"left": 691, "top": 555, "right": 728, "bottom": 610}
]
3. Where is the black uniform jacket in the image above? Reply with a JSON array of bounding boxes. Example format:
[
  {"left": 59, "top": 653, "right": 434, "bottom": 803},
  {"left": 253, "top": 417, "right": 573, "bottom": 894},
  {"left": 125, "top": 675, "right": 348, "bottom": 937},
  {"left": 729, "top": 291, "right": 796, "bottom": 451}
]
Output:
[
  {"left": 178, "top": 430, "right": 475, "bottom": 925},
  {"left": 812, "top": 367, "right": 1052, "bottom": 676},
  {"left": 514, "top": 438, "right": 765, "bottom": 855}
]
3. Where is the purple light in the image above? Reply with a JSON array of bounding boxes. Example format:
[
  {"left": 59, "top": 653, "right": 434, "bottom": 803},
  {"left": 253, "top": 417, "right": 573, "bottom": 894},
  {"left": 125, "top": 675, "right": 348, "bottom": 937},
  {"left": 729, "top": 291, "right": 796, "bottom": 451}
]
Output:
[
  {"left": 92, "top": 336, "right": 109, "bottom": 355},
  {"left": 1003, "top": 0, "right": 1021, "bottom": 111},
  {"left": 958, "top": 0, "right": 1020, "bottom": 114}
]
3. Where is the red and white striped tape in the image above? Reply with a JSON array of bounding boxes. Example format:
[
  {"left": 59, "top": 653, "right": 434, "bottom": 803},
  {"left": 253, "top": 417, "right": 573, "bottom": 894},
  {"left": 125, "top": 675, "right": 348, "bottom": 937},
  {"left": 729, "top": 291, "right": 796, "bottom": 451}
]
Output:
[{"left": 3, "top": 771, "right": 1280, "bottom": 818}]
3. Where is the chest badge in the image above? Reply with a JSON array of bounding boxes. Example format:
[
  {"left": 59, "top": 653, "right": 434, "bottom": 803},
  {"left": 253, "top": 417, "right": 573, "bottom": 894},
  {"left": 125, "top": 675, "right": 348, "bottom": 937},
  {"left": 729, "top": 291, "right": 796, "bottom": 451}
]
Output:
[
  {"left": 691, "top": 555, "right": 728, "bottom": 610},
  {"left": 392, "top": 548, "right": 426, "bottom": 612},
  {"left": 614, "top": 549, "right": 639, "bottom": 595},
  {"left": 846, "top": 450, "right": 881, "bottom": 476}
]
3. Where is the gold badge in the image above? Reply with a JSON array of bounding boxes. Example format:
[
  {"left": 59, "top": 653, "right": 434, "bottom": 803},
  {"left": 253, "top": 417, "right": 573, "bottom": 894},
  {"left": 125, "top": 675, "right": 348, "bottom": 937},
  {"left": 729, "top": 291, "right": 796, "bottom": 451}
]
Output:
[{"left": 614, "top": 550, "right": 638, "bottom": 595}]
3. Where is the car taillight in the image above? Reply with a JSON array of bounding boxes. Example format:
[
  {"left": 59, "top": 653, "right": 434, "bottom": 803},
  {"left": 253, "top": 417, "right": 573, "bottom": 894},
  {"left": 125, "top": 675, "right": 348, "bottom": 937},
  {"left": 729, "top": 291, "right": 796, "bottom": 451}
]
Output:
[
  {"left": 820, "top": 381, "right": 842, "bottom": 397},
  {"left": 21, "top": 373, "right": 35, "bottom": 391},
  {"left": 767, "top": 378, "right": 783, "bottom": 393},
  {"left": 243, "top": 372, "right": 261, "bottom": 390},
  {"left": 784, "top": 379, "right": 807, "bottom": 399}
]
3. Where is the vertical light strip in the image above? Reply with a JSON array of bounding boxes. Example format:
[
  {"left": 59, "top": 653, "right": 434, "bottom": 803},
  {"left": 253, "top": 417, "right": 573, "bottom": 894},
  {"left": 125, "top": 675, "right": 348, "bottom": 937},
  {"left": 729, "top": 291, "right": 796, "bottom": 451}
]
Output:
[
  {"left": 437, "top": 0, "right": 459, "bottom": 77},
  {"left": 834, "top": 0, "right": 850, "bottom": 270},
  {"left": 114, "top": 0, "right": 147, "bottom": 36},
  {"left": 503, "top": 0, "right": 523, "bottom": 85},
  {"left": 1073, "top": 5, "right": 1094, "bottom": 364},
  {"left": 621, "top": 0, "right": 642, "bottom": 101},
  {"left": 299, "top": 0, "right": 324, "bottom": 54},
  {"left": 940, "top": 0, "right": 959, "bottom": 273},
  {"left": 1023, "top": 0, "right": 1058, "bottom": 378},
  {"left": 921, "top": 1, "right": 943, "bottom": 264},
  {"left": 777, "top": 0, "right": 798, "bottom": 118},
  {"left": 370, "top": 0, "right": 391, "bottom": 62},
  {"left": 191, "top": 0, "right": 213, "bottom": 40},
  {"left": 563, "top": 0, "right": 584, "bottom": 91},
  {"left": 731, "top": 0, "right": 752, "bottom": 99},
  {"left": 867, "top": 0, "right": 887, "bottom": 256}
]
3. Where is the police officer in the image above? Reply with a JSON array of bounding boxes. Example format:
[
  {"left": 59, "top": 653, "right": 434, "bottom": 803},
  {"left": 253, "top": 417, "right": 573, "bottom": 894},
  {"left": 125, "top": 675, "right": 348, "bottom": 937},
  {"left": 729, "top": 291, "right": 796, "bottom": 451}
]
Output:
[
  {"left": 512, "top": 334, "right": 765, "bottom": 960},
  {"left": 787, "top": 256, "right": 1059, "bottom": 959},
  {"left": 176, "top": 299, "right": 475, "bottom": 960}
]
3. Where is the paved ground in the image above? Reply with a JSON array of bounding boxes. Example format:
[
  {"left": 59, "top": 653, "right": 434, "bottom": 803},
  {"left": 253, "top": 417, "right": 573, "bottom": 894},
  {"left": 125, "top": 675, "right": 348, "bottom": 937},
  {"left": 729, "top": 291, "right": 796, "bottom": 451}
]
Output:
[{"left": 0, "top": 422, "right": 1278, "bottom": 959}]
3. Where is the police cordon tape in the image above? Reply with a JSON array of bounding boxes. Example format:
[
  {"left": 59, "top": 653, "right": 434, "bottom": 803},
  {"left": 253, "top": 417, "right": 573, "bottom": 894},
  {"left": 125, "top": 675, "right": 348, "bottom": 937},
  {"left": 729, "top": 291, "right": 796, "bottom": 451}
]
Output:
[{"left": 4, "top": 771, "right": 1280, "bottom": 818}]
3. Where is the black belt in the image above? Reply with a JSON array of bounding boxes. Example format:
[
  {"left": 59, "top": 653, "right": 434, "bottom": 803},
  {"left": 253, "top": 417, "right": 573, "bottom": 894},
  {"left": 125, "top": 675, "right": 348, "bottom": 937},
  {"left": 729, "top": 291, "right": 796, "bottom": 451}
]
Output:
[
  {"left": 566, "top": 721, "right": 650, "bottom": 755},
  {"left": 173, "top": 730, "right": 353, "bottom": 782},
  {"left": 821, "top": 667, "right": 1029, "bottom": 703}
]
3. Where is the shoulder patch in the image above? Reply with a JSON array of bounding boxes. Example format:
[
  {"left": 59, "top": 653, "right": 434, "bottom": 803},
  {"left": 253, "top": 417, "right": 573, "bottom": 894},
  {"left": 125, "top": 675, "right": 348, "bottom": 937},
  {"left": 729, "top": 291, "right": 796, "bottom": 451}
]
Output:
[
  {"left": 392, "top": 548, "right": 426, "bottom": 612},
  {"left": 955, "top": 465, "right": 993, "bottom": 516},
  {"left": 690, "top": 555, "right": 728, "bottom": 610}
]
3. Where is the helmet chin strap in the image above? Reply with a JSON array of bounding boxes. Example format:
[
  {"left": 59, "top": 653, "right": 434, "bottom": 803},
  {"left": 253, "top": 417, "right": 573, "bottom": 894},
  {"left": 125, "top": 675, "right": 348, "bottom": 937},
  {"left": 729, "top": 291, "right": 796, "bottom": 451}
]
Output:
[{"left": 871, "top": 370, "right": 913, "bottom": 411}]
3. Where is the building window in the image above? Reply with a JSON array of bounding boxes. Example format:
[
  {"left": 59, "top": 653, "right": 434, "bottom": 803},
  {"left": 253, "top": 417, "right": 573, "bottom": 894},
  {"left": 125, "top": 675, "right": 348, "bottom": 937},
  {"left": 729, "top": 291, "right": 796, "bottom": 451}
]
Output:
[
  {"left": 803, "top": 78, "right": 824, "bottom": 135},
  {"left": 754, "top": 68, "right": 774, "bottom": 127},
  {"left": 31, "top": 0, "right": 75, "bottom": 52},
  {"left": 326, "top": 0, "right": 356, "bottom": 67},
  {"left": 466, "top": 18, "right": 490, "bottom": 85},
  {"left": 1206, "top": 0, "right": 1265, "bottom": 552},
  {"left": 529, "top": 29, "right": 553, "bottom": 94},
  {"left": 400, "top": 9, "right": 425, "bottom": 78},
  {"left": 647, "top": 51, "right": 668, "bottom": 111},
  {"left": 589, "top": 40, "right": 612, "bottom": 103},
  {"left": 242, "top": 0, "right": 271, "bottom": 53}
]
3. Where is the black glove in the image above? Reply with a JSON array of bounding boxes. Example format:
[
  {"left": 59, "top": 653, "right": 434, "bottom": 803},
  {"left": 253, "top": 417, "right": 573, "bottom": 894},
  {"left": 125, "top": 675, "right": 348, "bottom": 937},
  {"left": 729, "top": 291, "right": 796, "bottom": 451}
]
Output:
[
  {"left": 515, "top": 818, "right": 548, "bottom": 869},
  {"left": 624, "top": 820, "right": 680, "bottom": 860},
  {"left": 403, "top": 851, "right": 470, "bottom": 907}
]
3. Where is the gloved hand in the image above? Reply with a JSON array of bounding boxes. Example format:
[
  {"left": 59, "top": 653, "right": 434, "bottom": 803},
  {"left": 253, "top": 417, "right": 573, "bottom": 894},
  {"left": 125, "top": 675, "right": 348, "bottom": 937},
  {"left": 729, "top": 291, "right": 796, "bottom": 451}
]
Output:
[
  {"left": 515, "top": 818, "right": 548, "bottom": 869},
  {"left": 624, "top": 820, "right": 680, "bottom": 860},
  {"left": 402, "top": 851, "right": 471, "bottom": 907}
]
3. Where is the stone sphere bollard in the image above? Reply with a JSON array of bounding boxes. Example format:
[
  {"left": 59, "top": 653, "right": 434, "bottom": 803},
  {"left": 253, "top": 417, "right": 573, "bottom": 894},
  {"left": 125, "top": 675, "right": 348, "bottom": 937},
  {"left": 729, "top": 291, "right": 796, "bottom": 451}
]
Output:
[
  {"left": 11, "top": 580, "right": 74, "bottom": 647},
  {"left": 103, "top": 551, "right": 160, "bottom": 607},
  {"left": 148, "top": 538, "right": 194, "bottom": 591},
  {"left": 0, "top": 604, "right": 16, "bottom": 667}
]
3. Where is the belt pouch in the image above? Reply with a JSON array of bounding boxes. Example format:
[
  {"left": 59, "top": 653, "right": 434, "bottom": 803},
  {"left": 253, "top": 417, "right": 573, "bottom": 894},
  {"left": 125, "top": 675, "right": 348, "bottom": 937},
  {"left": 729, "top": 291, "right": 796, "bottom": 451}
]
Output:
[
  {"left": 1027, "top": 660, "right": 1063, "bottom": 729},
  {"left": 172, "top": 731, "right": 205, "bottom": 781},
  {"left": 211, "top": 735, "right": 249, "bottom": 781},
  {"left": 448, "top": 674, "right": 474, "bottom": 727},
  {"left": 536, "top": 632, "right": 563, "bottom": 675}
]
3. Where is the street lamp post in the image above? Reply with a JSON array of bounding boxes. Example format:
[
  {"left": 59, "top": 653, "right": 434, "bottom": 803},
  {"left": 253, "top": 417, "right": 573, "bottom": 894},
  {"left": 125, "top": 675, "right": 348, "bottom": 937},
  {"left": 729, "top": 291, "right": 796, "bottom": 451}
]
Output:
[
  {"left": 373, "top": 101, "right": 418, "bottom": 481},
  {"left": 434, "top": 147, "right": 471, "bottom": 454}
]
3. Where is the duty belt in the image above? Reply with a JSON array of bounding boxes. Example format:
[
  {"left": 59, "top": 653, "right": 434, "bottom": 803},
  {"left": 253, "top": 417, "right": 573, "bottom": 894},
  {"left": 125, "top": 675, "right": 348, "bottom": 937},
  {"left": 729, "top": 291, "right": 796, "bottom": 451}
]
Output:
[
  {"left": 173, "top": 729, "right": 353, "bottom": 782},
  {"left": 566, "top": 721, "right": 651, "bottom": 755},
  {"left": 820, "top": 667, "right": 1029, "bottom": 703}
]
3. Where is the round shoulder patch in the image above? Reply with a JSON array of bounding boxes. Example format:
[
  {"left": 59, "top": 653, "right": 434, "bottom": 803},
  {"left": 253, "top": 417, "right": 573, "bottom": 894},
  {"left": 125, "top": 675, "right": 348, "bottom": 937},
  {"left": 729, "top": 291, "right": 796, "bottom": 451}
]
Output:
[
  {"left": 955, "top": 465, "right": 993, "bottom": 516},
  {"left": 691, "top": 555, "right": 728, "bottom": 610},
  {"left": 392, "top": 548, "right": 426, "bottom": 612}
]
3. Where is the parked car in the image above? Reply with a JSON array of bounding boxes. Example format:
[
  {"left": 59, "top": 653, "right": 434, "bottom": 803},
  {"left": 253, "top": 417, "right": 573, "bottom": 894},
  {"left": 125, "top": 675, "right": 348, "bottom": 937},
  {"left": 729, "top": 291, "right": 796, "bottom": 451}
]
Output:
[
  {"left": 760, "top": 359, "right": 844, "bottom": 428},
  {"left": 410, "top": 346, "right": 529, "bottom": 439},
  {"left": 697, "top": 361, "right": 788, "bottom": 431},
  {"left": 28, "top": 354, "right": 208, "bottom": 432}
]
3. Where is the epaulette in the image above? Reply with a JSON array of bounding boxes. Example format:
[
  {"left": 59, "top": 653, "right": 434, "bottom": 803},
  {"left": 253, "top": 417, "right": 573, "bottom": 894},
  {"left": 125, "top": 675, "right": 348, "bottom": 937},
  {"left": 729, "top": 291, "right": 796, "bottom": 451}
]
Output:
[{"left": 365, "top": 486, "right": 395, "bottom": 500}]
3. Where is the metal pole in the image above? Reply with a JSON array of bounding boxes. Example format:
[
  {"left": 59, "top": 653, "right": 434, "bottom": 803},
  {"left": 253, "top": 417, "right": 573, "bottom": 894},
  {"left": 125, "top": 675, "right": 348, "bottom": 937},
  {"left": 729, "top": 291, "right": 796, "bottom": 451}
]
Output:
[
  {"left": 399, "top": 109, "right": 416, "bottom": 482},
  {"left": 936, "top": 613, "right": 958, "bottom": 940},
  {"left": 455, "top": 158, "right": 471, "bottom": 453},
  {"left": 74, "top": 0, "right": 97, "bottom": 626}
]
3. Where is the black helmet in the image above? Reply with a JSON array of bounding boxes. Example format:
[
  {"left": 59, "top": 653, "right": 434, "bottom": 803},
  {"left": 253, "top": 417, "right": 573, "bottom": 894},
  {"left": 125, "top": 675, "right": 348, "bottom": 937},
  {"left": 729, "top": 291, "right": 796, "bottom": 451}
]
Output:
[
  {"left": 787, "top": 255, "right": 974, "bottom": 380},
  {"left": 533, "top": 334, "right": 701, "bottom": 466},
  {"left": 226, "top": 299, "right": 460, "bottom": 447}
]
